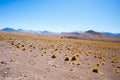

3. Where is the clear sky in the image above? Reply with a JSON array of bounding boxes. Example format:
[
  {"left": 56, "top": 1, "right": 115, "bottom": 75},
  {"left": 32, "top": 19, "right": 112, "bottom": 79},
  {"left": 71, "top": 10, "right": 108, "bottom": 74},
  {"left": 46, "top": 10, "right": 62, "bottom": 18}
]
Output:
[{"left": 0, "top": 0, "right": 120, "bottom": 32}]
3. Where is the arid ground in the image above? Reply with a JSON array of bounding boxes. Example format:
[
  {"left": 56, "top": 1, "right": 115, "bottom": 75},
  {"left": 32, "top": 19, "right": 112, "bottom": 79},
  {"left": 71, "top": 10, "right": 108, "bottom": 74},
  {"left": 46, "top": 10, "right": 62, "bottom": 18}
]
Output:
[{"left": 0, "top": 32, "right": 120, "bottom": 80}]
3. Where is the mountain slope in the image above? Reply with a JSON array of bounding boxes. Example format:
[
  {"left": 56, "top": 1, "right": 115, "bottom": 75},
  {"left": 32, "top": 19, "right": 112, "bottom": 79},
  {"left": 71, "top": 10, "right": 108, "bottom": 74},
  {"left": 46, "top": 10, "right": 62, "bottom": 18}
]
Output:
[{"left": 61, "top": 30, "right": 120, "bottom": 43}]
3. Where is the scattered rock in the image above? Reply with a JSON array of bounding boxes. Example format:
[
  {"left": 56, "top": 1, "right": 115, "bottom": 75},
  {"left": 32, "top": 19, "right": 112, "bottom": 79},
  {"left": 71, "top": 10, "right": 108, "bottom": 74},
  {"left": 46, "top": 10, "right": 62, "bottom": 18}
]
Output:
[{"left": 1, "top": 61, "right": 7, "bottom": 65}]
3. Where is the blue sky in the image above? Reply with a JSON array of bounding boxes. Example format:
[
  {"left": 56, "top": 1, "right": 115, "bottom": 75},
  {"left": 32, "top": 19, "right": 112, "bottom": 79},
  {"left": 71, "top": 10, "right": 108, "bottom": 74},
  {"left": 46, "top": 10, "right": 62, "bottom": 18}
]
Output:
[{"left": 0, "top": 0, "right": 120, "bottom": 32}]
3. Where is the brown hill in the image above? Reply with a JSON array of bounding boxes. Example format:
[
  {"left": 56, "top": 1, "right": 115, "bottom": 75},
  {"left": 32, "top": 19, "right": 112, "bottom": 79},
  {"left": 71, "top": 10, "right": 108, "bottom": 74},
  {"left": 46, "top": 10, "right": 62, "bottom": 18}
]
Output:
[{"left": 61, "top": 31, "right": 120, "bottom": 43}]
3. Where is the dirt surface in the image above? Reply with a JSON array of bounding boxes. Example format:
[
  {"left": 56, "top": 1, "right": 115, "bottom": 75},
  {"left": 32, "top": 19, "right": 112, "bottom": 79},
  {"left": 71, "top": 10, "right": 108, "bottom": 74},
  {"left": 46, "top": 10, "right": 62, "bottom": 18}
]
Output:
[{"left": 0, "top": 32, "right": 120, "bottom": 80}]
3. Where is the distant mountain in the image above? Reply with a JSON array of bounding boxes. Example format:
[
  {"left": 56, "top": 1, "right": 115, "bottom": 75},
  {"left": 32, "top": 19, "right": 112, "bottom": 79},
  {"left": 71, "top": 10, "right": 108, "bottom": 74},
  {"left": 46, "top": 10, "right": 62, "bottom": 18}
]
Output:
[
  {"left": 1, "top": 27, "right": 16, "bottom": 32},
  {"left": 115, "top": 34, "right": 120, "bottom": 37},
  {"left": 17, "top": 29, "right": 24, "bottom": 32},
  {"left": 61, "top": 30, "right": 120, "bottom": 42},
  {"left": 85, "top": 30, "right": 102, "bottom": 35},
  {"left": 0, "top": 27, "right": 120, "bottom": 38},
  {"left": 61, "top": 32, "right": 80, "bottom": 35},
  {"left": 61, "top": 30, "right": 105, "bottom": 40},
  {"left": 61, "top": 30, "right": 120, "bottom": 39},
  {"left": 102, "top": 32, "right": 120, "bottom": 38},
  {"left": 0, "top": 27, "right": 56, "bottom": 35},
  {"left": 1, "top": 28, "right": 26, "bottom": 32},
  {"left": 40, "top": 31, "right": 55, "bottom": 35}
]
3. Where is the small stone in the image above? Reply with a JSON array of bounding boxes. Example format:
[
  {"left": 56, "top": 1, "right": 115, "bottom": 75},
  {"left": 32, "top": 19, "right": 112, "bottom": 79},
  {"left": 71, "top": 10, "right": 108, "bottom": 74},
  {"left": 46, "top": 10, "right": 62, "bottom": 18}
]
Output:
[{"left": 1, "top": 61, "right": 7, "bottom": 65}]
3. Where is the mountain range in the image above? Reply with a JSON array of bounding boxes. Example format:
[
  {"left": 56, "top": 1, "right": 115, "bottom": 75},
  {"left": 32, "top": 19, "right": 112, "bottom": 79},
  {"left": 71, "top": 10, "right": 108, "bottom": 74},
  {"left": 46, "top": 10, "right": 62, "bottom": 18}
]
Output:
[
  {"left": 0, "top": 27, "right": 120, "bottom": 38},
  {"left": 0, "top": 27, "right": 56, "bottom": 35}
]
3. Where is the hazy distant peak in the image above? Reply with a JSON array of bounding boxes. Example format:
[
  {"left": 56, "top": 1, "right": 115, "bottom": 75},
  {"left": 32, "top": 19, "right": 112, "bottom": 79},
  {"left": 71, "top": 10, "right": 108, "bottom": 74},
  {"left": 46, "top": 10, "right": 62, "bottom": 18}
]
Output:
[
  {"left": 2, "top": 27, "right": 16, "bottom": 32},
  {"left": 85, "top": 30, "right": 101, "bottom": 35}
]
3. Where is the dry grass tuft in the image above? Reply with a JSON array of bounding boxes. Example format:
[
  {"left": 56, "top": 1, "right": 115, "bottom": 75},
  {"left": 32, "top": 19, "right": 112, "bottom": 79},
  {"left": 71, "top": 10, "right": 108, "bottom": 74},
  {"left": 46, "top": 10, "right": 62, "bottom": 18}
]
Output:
[
  {"left": 101, "top": 61, "right": 105, "bottom": 65},
  {"left": 114, "top": 69, "right": 120, "bottom": 73},
  {"left": 71, "top": 55, "right": 77, "bottom": 61},
  {"left": 51, "top": 54, "right": 56, "bottom": 58},
  {"left": 92, "top": 67, "right": 99, "bottom": 73},
  {"left": 64, "top": 56, "right": 69, "bottom": 61},
  {"left": 77, "top": 62, "right": 80, "bottom": 65},
  {"left": 117, "top": 65, "right": 120, "bottom": 68},
  {"left": 22, "top": 48, "right": 26, "bottom": 51}
]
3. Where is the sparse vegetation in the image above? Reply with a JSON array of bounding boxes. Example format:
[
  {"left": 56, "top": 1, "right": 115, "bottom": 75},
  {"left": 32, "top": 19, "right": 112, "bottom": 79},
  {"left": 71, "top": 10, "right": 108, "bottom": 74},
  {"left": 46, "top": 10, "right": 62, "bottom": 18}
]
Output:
[
  {"left": 71, "top": 55, "right": 77, "bottom": 61},
  {"left": 101, "top": 61, "right": 105, "bottom": 65},
  {"left": 11, "top": 41, "right": 14, "bottom": 45},
  {"left": 76, "top": 53, "right": 80, "bottom": 57},
  {"left": 117, "top": 65, "right": 120, "bottom": 68},
  {"left": 51, "top": 54, "right": 56, "bottom": 58},
  {"left": 22, "top": 48, "right": 26, "bottom": 51},
  {"left": 114, "top": 69, "right": 120, "bottom": 73},
  {"left": 0, "top": 32, "right": 120, "bottom": 80},
  {"left": 64, "top": 56, "right": 69, "bottom": 61},
  {"left": 92, "top": 67, "right": 99, "bottom": 73},
  {"left": 96, "top": 63, "right": 100, "bottom": 66},
  {"left": 21, "top": 45, "right": 24, "bottom": 47},
  {"left": 111, "top": 58, "right": 118, "bottom": 63},
  {"left": 10, "top": 59, "right": 16, "bottom": 62},
  {"left": 77, "top": 62, "right": 80, "bottom": 65}
]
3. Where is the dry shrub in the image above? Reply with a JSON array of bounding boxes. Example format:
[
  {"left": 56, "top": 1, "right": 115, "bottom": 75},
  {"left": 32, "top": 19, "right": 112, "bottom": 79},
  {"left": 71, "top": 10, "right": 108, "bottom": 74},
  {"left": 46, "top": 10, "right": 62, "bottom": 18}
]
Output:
[
  {"left": 21, "top": 45, "right": 24, "bottom": 47},
  {"left": 101, "top": 61, "right": 105, "bottom": 65},
  {"left": 92, "top": 67, "right": 99, "bottom": 73},
  {"left": 22, "top": 48, "right": 26, "bottom": 51},
  {"left": 96, "top": 63, "right": 99, "bottom": 66},
  {"left": 10, "top": 59, "right": 16, "bottom": 62},
  {"left": 71, "top": 55, "right": 76, "bottom": 61},
  {"left": 76, "top": 54, "right": 80, "bottom": 57},
  {"left": 11, "top": 41, "right": 14, "bottom": 45},
  {"left": 51, "top": 54, "right": 56, "bottom": 58},
  {"left": 117, "top": 65, "right": 120, "bottom": 68},
  {"left": 111, "top": 59, "right": 118, "bottom": 63},
  {"left": 77, "top": 62, "right": 80, "bottom": 65},
  {"left": 64, "top": 56, "right": 69, "bottom": 61},
  {"left": 114, "top": 69, "right": 120, "bottom": 73}
]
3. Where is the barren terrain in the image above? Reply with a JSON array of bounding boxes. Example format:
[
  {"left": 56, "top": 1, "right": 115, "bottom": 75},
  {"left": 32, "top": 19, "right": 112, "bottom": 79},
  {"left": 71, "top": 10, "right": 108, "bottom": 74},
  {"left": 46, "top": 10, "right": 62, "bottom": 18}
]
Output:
[{"left": 0, "top": 32, "right": 120, "bottom": 80}]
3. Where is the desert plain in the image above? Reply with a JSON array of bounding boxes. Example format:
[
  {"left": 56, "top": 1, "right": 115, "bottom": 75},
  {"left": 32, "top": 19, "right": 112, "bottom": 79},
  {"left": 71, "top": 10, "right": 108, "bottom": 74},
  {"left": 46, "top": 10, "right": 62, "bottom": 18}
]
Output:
[{"left": 0, "top": 32, "right": 120, "bottom": 80}]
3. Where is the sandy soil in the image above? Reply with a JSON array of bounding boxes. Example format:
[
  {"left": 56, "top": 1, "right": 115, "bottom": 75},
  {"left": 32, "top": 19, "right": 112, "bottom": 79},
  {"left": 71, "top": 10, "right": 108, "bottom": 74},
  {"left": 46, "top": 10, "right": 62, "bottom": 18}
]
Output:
[{"left": 0, "top": 32, "right": 120, "bottom": 80}]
